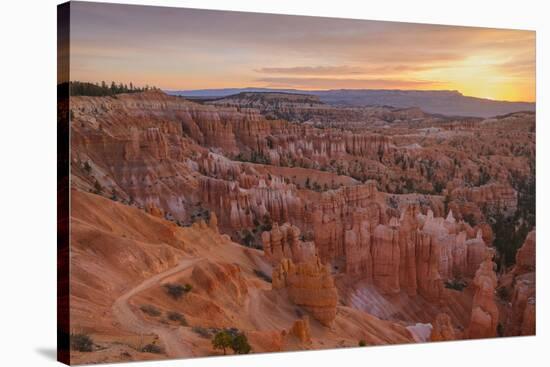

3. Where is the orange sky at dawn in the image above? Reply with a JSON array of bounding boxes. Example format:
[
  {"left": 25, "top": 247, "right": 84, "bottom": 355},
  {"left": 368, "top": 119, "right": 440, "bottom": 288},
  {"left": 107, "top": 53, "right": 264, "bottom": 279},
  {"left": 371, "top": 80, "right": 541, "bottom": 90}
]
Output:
[{"left": 70, "top": 2, "right": 536, "bottom": 102}]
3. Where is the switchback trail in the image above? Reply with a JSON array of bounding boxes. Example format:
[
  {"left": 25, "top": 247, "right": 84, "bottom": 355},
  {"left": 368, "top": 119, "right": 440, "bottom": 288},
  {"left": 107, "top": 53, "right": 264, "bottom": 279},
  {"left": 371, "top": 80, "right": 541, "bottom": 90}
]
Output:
[{"left": 112, "top": 258, "right": 203, "bottom": 358}]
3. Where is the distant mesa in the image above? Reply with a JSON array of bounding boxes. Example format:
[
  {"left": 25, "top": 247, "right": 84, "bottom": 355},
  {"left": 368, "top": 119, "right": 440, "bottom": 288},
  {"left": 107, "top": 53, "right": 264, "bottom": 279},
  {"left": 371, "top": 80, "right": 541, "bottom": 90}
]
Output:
[{"left": 166, "top": 88, "right": 535, "bottom": 118}]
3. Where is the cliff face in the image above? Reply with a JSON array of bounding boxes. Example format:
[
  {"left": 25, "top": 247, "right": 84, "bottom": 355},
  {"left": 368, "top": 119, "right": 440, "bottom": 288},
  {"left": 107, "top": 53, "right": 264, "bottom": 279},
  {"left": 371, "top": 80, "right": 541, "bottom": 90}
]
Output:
[
  {"left": 342, "top": 206, "right": 489, "bottom": 299},
  {"left": 309, "top": 182, "right": 383, "bottom": 262}
]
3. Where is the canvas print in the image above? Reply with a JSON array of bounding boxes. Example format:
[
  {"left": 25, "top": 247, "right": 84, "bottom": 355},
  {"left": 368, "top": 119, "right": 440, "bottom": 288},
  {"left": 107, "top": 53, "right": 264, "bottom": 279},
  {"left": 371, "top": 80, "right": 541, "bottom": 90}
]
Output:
[{"left": 57, "top": 1, "right": 536, "bottom": 365}]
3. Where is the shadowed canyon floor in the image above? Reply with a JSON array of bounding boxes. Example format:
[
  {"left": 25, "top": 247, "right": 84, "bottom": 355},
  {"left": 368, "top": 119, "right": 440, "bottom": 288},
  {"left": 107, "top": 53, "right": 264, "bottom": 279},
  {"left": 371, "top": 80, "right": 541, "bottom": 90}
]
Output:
[{"left": 68, "top": 90, "right": 535, "bottom": 364}]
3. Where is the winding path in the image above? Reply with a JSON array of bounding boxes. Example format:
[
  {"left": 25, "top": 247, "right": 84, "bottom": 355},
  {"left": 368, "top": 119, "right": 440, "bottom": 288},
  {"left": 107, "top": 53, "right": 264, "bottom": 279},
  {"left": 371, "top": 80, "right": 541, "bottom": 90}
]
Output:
[{"left": 112, "top": 258, "right": 203, "bottom": 358}]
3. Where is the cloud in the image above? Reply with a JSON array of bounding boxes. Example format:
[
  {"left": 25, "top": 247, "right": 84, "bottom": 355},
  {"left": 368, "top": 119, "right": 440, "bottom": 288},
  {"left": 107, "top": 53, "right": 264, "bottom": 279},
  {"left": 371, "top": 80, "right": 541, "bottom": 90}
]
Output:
[
  {"left": 494, "top": 58, "right": 535, "bottom": 77},
  {"left": 256, "top": 64, "right": 439, "bottom": 77},
  {"left": 255, "top": 66, "right": 366, "bottom": 75},
  {"left": 256, "top": 77, "right": 442, "bottom": 89}
]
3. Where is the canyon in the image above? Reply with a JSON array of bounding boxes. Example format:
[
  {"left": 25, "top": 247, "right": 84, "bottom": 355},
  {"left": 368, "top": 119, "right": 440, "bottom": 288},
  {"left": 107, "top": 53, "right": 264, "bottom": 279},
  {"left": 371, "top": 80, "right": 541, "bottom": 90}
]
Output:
[{"left": 68, "top": 90, "right": 535, "bottom": 363}]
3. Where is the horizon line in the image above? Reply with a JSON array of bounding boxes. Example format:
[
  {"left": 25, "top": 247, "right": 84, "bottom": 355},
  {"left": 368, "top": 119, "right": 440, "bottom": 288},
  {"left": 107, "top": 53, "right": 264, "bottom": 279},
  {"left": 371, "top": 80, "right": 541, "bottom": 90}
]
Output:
[{"left": 161, "top": 86, "right": 536, "bottom": 104}]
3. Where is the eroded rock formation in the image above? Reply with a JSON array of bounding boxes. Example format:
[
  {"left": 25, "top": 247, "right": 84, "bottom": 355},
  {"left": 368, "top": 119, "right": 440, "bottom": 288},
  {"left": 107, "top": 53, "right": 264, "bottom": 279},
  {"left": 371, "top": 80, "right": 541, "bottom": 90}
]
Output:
[
  {"left": 262, "top": 222, "right": 316, "bottom": 263},
  {"left": 341, "top": 206, "right": 489, "bottom": 299},
  {"left": 515, "top": 230, "right": 536, "bottom": 274},
  {"left": 430, "top": 313, "right": 457, "bottom": 341},
  {"left": 504, "top": 230, "right": 536, "bottom": 336},
  {"left": 289, "top": 316, "right": 312, "bottom": 343},
  {"left": 68, "top": 90, "right": 535, "bottom": 358},
  {"left": 272, "top": 256, "right": 338, "bottom": 326},
  {"left": 468, "top": 253, "right": 499, "bottom": 339}
]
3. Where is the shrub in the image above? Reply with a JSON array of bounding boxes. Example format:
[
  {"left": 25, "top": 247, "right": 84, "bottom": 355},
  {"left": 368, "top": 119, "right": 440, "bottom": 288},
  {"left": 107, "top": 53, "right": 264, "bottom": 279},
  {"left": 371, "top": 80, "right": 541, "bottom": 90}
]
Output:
[
  {"left": 462, "top": 213, "right": 477, "bottom": 227},
  {"left": 211, "top": 330, "right": 251, "bottom": 355},
  {"left": 240, "top": 229, "right": 256, "bottom": 247},
  {"left": 190, "top": 206, "right": 210, "bottom": 223},
  {"left": 497, "top": 286, "right": 510, "bottom": 301},
  {"left": 231, "top": 333, "right": 251, "bottom": 354},
  {"left": 140, "top": 304, "right": 161, "bottom": 317},
  {"left": 387, "top": 196, "right": 399, "bottom": 210},
  {"left": 444, "top": 278, "right": 467, "bottom": 291},
  {"left": 93, "top": 180, "right": 103, "bottom": 194},
  {"left": 83, "top": 161, "right": 92, "bottom": 174},
  {"left": 163, "top": 283, "right": 188, "bottom": 300},
  {"left": 167, "top": 311, "right": 188, "bottom": 326},
  {"left": 358, "top": 340, "right": 367, "bottom": 347},
  {"left": 141, "top": 343, "right": 163, "bottom": 354},
  {"left": 192, "top": 326, "right": 212, "bottom": 339},
  {"left": 71, "top": 333, "right": 94, "bottom": 352},
  {"left": 212, "top": 330, "right": 233, "bottom": 355}
]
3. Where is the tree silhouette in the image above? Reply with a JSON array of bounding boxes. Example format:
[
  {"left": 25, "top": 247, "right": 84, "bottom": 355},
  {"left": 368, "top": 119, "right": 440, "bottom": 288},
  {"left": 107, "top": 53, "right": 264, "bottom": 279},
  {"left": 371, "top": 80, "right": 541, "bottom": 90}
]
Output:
[
  {"left": 69, "top": 81, "right": 156, "bottom": 96},
  {"left": 231, "top": 333, "right": 251, "bottom": 354},
  {"left": 212, "top": 331, "right": 233, "bottom": 355}
]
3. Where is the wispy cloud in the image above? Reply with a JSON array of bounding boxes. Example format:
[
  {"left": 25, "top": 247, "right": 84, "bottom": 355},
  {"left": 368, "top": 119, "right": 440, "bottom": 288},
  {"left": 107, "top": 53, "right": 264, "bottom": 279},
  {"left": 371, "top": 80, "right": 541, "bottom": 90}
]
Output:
[
  {"left": 255, "top": 66, "right": 366, "bottom": 75},
  {"left": 256, "top": 77, "right": 442, "bottom": 89}
]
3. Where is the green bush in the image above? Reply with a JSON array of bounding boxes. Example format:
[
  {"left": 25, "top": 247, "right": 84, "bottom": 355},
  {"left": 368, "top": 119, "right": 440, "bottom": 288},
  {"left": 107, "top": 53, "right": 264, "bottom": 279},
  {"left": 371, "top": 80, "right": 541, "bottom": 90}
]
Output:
[
  {"left": 192, "top": 326, "right": 212, "bottom": 339},
  {"left": 83, "top": 161, "right": 92, "bottom": 174},
  {"left": 190, "top": 206, "right": 210, "bottom": 223},
  {"left": 240, "top": 229, "right": 256, "bottom": 247},
  {"left": 497, "top": 286, "right": 510, "bottom": 301},
  {"left": 141, "top": 343, "right": 163, "bottom": 354},
  {"left": 358, "top": 339, "right": 367, "bottom": 347},
  {"left": 444, "top": 278, "right": 467, "bottom": 291},
  {"left": 71, "top": 333, "right": 94, "bottom": 352},
  {"left": 93, "top": 181, "right": 103, "bottom": 194},
  {"left": 167, "top": 311, "right": 188, "bottom": 326},
  {"left": 163, "top": 283, "right": 190, "bottom": 300},
  {"left": 231, "top": 333, "right": 251, "bottom": 354},
  {"left": 140, "top": 304, "right": 161, "bottom": 317},
  {"left": 212, "top": 330, "right": 233, "bottom": 355},
  {"left": 211, "top": 330, "right": 251, "bottom": 355}
]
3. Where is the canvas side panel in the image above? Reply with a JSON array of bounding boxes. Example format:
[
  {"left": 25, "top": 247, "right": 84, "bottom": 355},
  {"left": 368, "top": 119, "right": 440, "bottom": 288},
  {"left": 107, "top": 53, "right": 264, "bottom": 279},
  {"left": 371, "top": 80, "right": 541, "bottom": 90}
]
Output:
[{"left": 57, "top": 2, "right": 71, "bottom": 365}]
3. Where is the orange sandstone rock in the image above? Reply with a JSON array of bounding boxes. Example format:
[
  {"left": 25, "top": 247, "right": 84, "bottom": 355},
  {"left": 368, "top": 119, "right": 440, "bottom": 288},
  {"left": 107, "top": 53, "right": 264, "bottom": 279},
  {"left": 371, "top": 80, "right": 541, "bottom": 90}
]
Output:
[
  {"left": 430, "top": 313, "right": 456, "bottom": 341},
  {"left": 289, "top": 316, "right": 312, "bottom": 343},
  {"left": 262, "top": 222, "right": 316, "bottom": 263},
  {"left": 272, "top": 256, "right": 338, "bottom": 326},
  {"left": 468, "top": 255, "right": 499, "bottom": 339},
  {"left": 515, "top": 229, "right": 536, "bottom": 274}
]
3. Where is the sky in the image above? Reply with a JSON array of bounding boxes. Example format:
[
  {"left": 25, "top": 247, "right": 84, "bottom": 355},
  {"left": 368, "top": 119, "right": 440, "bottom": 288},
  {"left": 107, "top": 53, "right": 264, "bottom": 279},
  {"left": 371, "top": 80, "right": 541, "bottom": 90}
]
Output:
[{"left": 70, "top": 2, "right": 536, "bottom": 102}]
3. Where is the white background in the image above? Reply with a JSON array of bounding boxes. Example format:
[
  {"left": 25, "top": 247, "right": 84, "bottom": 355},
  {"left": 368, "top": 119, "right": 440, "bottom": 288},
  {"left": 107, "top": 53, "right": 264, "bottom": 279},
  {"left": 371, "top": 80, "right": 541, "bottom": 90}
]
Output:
[{"left": 0, "top": 0, "right": 547, "bottom": 365}]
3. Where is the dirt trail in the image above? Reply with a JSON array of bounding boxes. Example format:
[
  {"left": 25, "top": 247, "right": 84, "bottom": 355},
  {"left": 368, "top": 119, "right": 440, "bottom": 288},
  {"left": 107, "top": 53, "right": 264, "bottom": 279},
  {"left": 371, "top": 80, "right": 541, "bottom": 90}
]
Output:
[{"left": 112, "top": 258, "right": 203, "bottom": 358}]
